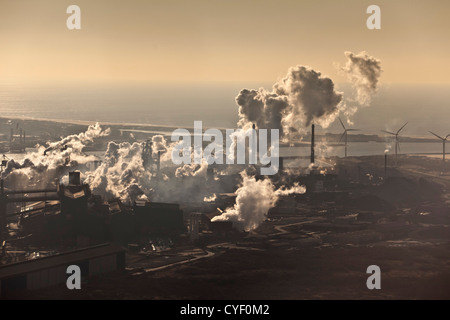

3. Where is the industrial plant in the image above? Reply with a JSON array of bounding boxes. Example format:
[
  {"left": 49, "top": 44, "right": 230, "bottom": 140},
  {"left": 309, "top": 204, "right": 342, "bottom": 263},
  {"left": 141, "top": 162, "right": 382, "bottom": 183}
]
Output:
[{"left": 1, "top": 116, "right": 450, "bottom": 300}]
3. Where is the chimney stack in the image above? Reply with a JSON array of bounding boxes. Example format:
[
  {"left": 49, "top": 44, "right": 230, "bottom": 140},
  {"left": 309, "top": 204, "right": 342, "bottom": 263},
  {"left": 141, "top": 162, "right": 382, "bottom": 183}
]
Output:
[
  {"left": 0, "top": 180, "right": 6, "bottom": 235},
  {"left": 157, "top": 151, "right": 161, "bottom": 172},
  {"left": 310, "top": 124, "right": 315, "bottom": 164},
  {"left": 69, "top": 172, "right": 81, "bottom": 185}
]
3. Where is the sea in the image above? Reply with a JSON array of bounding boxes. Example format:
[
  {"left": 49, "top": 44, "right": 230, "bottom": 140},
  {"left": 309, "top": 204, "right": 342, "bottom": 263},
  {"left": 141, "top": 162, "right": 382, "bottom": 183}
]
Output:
[{"left": 1, "top": 81, "right": 450, "bottom": 160}]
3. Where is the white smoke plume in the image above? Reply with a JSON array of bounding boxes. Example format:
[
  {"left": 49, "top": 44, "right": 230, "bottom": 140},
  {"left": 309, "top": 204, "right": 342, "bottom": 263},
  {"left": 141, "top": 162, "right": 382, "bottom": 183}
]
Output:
[
  {"left": 236, "top": 65, "right": 344, "bottom": 138},
  {"left": 3, "top": 123, "right": 110, "bottom": 189},
  {"left": 175, "top": 160, "right": 208, "bottom": 178},
  {"left": 275, "top": 182, "right": 306, "bottom": 196},
  {"left": 341, "top": 51, "right": 382, "bottom": 106},
  {"left": 151, "top": 134, "right": 169, "bottom": 156},
  {"left": 204, "top": 194, "right": 217, "bottom": 202},
  {"left": 85, "top": 141, "right": 153, "bottom": 202},
  {"left": 84, "top": 138, "right": 218, "bottom": 203},
  {"left": 46, "top": 122, "right": 110, "bottom": 154},
  {"left": 274, "top": 66, "right": 344, "bottom": 130},
  {"left": 212, "top": 171, "right": 306, "bottom": 231}
]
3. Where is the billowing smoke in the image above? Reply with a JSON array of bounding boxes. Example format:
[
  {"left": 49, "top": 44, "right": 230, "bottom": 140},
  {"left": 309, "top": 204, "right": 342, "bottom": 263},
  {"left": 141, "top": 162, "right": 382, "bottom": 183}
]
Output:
[
  {"left": 236, "top": 88, "right": 289, "bottom": 134},
  {"left": 151, "top": 134, "right": 168, "bottom": 156},
  {"left": 3, "top": 123, "right": 110, "bottom": 189},
  {"left": 275, "top": 182, "right": 306, "bottom": 196},
  {"left": 237, "top": 52, "right": 382, "bottom": 138},
  {"left": 46, "top": 122, "right": 110, "bottom": 154},
  {"left": 175, "top": 161, "right": 208, "bottom": 178},
  {"left": 274, "top": 66, "right": 344, "bottom": 130},
  {"left": 204, "top": 194, "right": 217, "bottom": 202},
  {"left": 236, "top": 65, "right": 343, "bottom": 137},
  {"left": 212, "top": 172, "right": 306, "bottom": 231},
  {"left": 85, "top": 141, "right": 152, "bottom": 202},
  {"left": 83, "top": 138, "right": 216, "bottom": 203},
  {"left": 341, "top": 51, "right": 382, "bottom": 106}
]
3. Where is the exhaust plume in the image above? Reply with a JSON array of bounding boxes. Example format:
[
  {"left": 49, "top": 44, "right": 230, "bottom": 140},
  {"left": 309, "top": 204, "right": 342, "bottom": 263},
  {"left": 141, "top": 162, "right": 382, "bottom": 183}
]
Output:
[
  {"left": 341, "top": 51, "right": 382, "bottom": 106},
  {"left": 236, "top": 65, "right": 343, "bottom": 138},
  {"left": 212, "top": 171, "right": 306, "bottom": 231},
  {"left": 3, "top": 123, "right": 110, "bottom": 189}
]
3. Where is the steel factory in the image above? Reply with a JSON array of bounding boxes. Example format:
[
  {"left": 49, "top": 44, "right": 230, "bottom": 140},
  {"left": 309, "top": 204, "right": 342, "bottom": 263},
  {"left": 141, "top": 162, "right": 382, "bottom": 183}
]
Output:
[{"left": 1, "top": 117, "right": 449, "bottom": 300}]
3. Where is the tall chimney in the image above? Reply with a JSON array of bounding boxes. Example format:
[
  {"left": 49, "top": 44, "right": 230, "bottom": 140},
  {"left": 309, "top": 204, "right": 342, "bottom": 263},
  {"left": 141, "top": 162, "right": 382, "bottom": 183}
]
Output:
[
  {"left": 310, "top": 124, "right": 315, "bottom": 164},
  {"left": 0, "top": 179, "right": 6, "bottom": 235},
  {"left": 157, "top": 151, "right": 161, "bottom": 172},
  {"left": 384, "top": 152, "right": 387, "bottom": 179},
  {"left": 69, "top": 172, "right": 81, "bottom": 185}
]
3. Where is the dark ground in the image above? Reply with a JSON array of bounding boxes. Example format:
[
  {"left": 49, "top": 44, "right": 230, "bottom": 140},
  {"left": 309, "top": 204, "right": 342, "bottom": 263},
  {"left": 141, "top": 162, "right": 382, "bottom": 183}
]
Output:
[{"left": 8, "top": 243, "right": 450, "bottom": 300}]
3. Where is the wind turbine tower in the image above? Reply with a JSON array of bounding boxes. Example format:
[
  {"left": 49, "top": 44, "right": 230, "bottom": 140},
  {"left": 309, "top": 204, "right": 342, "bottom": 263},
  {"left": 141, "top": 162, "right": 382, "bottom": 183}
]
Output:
[
  {"left": 339, "top": 117, "right": 359, "bottom": 158},
  {"left": 428, "top": 131, "right": 450, "bottom": 175},
  {"left": 381, "top": 122, "right": 408, "bottom": 166}
]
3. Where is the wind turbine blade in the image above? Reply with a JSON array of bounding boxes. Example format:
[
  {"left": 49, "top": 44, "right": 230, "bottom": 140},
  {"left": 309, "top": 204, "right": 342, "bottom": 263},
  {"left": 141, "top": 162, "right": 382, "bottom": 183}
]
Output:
[
  {"left": 346, "top": 129, "right": 360, "bottom": 132},
  {"left": 445, "top": 134, "right": 450, "bottom": 140},
  {"left": 429, "top": 131, "right": 445, "bottom": 140},
  {"left": 397, "top": 141, "right": 401, "bottom": 153},
  {"left": 338, "top": 117, "right": 346, "bottom": 130},
  {"left": 381, "top": 130, "right": 396, "bottom": 135},
  {"left": 339, "top": 132, "right": 346, "bottom": 142},
  {"left": 396, "top": 122, "right": 408, "bottom": 135}
]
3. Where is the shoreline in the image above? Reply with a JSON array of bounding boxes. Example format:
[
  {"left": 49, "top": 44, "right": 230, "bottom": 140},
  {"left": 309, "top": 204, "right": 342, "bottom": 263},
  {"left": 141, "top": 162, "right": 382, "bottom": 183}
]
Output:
[{"left": 0, "top": 116, "right": 445, "bottom": 147}]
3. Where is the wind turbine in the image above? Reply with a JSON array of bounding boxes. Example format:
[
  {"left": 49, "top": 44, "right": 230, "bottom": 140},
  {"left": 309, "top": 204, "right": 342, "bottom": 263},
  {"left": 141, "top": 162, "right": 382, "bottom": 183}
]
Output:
[
  {"left": 338, "top": 117, "right": 359, "bottom": 157},
  {"left": 381, "top": 122, "right": 408, "bottom": 166},
  {"left": 428, "top": 131, "right": 450, "bottom": 174}
]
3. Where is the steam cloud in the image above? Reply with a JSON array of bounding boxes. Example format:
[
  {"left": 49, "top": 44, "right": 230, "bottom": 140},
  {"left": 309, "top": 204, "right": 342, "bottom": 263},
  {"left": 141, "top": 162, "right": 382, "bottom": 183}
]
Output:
[
  {"left": 341, "top": 51, "right": 382, "bottom": 106},
  {"left": 237, "top": 66, "right": 344, "bottom": 138},
  {"left": 212, "top": 172, "right": 306, "bottom": 231},
  {"left": 85, "top": 141, "right": 152, "bottom": 201},
  {"left": 47, "top": 122, "right": 111, "bottom": 153},
  {"left": 237, "top": 52, "right": 382, "bottom": 136},
  {"left": 3, "top": 123, "right": 110, "bottom": 189},
  {"left": 3, "top": 123, "right": 223, "bottom": 204}
]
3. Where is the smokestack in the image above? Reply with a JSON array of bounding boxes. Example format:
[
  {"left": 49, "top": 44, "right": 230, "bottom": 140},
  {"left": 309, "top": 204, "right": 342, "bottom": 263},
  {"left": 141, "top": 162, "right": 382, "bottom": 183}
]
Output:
[
  {"left": 0, "top": 180, "right": 6, "bottom": 235},
  {"left": 310, "top": 124, "right": 315, "bottom": 164},
  {"left": 69, "top": 172, "right": 81, "bottom": 185},
  {"left": 384, "top": 152, "right": 387, "bottom": 179},
  {"left": 157, "top": 151, "right": 161, "bottom": 172},
  {"left": 19, "top": 129, "right": 23, "bottom": 151}
]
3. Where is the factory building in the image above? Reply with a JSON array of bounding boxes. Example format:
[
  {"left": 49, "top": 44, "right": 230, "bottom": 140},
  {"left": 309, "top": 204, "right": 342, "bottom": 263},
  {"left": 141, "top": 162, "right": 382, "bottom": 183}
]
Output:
[{"left": 0, "top": 243, "right": 125, "bottom": 298}]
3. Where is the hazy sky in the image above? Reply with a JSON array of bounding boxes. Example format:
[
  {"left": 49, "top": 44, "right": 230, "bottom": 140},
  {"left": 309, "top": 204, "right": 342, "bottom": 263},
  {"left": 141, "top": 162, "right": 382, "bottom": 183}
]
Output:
[{"left": 0, "top": 0, "right": 449, "bottom": 84}]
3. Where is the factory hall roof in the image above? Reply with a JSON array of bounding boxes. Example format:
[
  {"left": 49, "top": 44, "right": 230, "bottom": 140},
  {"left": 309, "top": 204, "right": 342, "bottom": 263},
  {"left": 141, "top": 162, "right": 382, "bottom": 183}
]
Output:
[{"left": 0, "top": 244, "right": 124, "bottom": 281}]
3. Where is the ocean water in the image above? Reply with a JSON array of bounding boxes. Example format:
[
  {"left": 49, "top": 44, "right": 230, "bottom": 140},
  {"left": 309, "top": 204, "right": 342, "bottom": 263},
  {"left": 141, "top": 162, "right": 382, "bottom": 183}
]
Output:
[
  {"left": 0, "top": 82, "right": 245, "bottom": 129},
  {"left": 1, "top": 82, "right": 450, "bottom": 136}
]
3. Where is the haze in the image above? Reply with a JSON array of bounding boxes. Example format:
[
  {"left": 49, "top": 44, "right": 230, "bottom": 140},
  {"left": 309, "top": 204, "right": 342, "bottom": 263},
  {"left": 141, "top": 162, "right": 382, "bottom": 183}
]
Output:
[{"left": 1, "top": 0, "right": 449, "bottom": 84}]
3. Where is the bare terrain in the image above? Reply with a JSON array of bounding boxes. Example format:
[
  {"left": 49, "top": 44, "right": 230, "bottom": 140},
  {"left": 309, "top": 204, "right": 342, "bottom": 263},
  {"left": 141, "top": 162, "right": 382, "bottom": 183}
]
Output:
[{"left": 4, "top": 154, "right": 450, "bottom": 300}]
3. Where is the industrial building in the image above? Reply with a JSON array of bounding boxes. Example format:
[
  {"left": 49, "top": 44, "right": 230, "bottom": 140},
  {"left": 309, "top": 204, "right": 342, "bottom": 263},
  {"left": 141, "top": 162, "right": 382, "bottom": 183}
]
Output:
[{"left": 0, "top": 243, "right": 125, "bottom": 298}]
